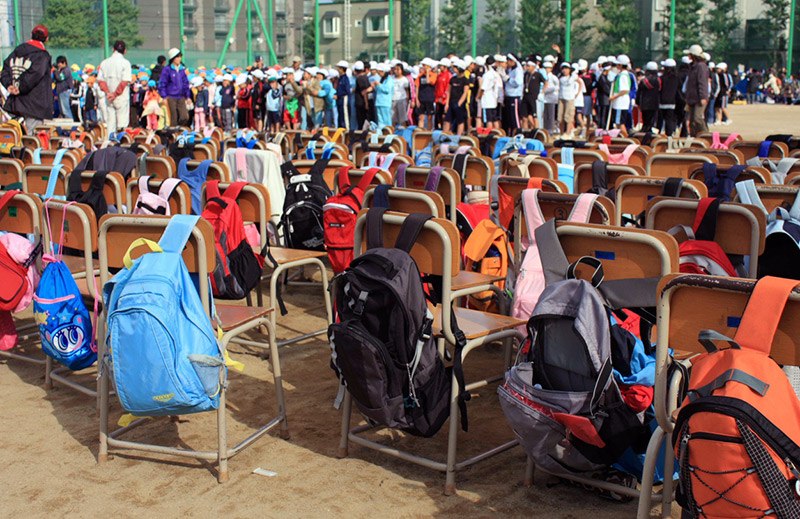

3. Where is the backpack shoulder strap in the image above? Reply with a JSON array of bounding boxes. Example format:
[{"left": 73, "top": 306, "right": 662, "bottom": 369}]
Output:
[
  {"left": 222, "top": 181, "right": 246, "bottom": 201},
  {"left": 88, "top": 171, "right": 108, "bottom": 193},
  {"left": 693, "top": 197, "right": 722, "bottom": 241},
  {"left": 561, "top": 146, "right": 574, "bottom": 165},
  {"left": 356, "top": 167, "right": 381, "bottom": 193},
  {"left": 44, "top": 164, "right": 63, "bottom": 199},
  {"left": 759, "top": 140, "right": 773, "bottom": 158},
  {"left": 368, "top": 151, "right": 378, "bottom": 167},
  {"left": 661, "top": 177, "right": 685, "bottom": 197},
  {"left": 534, "top": 217, "right": 570, "bottom": 284},
  {"left": 158, "top": 214, "right": 201, "bottom": 254},
  {"left": 568, "top": 193, "right": 598, "bottom": 222},
  {"left": 331, "top": 128, "right": 345, "bottom": 143},
  {"left": 735, "top": 179, "right": 767, "bottom": 214},
  {"left": 67, "top": 165, "right": 86, "bottom": 197},
  {"left": 711, "top": 132, "right": 721, "bottom": 148},
  {"left": 138, "top": 175, "right": 153, "bottom": 195},
  {"left": 381, "top": 152, "right": 398, "bottom": 171},
  {"left": 366, "top": 207, "right": 388, "bottom": 249},
  {"left": 426, "top": 166, "right": 444, "bottom": 192},
  {"left": 373, "top": 184, "right": 391, "bottom": 209},
  {"left": 394, "top": 212, "right": 432, "bottom": 253},
  {"left": 395, "top": 163, "right": 408, "bottom": 187},
  {"left": 33, "top": 147, "right": 42, "bottom": 164},
  {"left": 0, "top": 190, "right": 20, "bottom": 213},
  {"left": 206, "top": 179, "right": 222, "bottom": 201},
  {"left": 722, "top": 133, "right": 740, "bottom": 148},
  {"left": 337, "top": 165, "right": 352, "bottom": 192},
  {"left": 522, "top": 189, "right": 546, "bottom": 235},
  {"left": 591, "top": 160, "right": 608, "bottom": 193},
  {"left": 735, "top": 276, "right": 800, "bottom": 355},
  {"left": 463, "top": 219, "right": 505, "bottom": 262},
  {"left": 156, "top": 178, "right": 182, "bottom": 202}
]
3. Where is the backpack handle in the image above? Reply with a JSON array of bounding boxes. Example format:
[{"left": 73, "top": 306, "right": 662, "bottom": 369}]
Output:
[
  {"left": 122, "top": 238, "right": 163, "bottom": 269},
  {"left": 734, "top": 276, "right": 800, "bottom": 355},
  {"left": 566, "top": 256, "right": 605, "bottom": 288}
]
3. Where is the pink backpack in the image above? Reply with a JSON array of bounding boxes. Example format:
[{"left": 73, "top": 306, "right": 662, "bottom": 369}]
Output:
[
  {"left": 133, "top": 176, "right": 183, "bottom": 215},
  {"left": 0, "top": 229, "right": 41, "bottom": 350},
  {"left": 710, "top": 132, "right": 740, "bottom": 150},
  {"left": 599, "top": 143, "right": 638, "bottom": 165},
  {"left": 510, "top": 190, "right": 597, "bottom": 328}
]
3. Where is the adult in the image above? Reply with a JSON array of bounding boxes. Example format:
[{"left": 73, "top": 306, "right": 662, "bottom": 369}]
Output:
[
  {"left": 557, "top": 63, "right": 577, "bottom": 135},
  {"left": 390, "top": 62, "right": 410, "bottom": 127},
  {"left": 683, "top": 44, "right": 710, "bottom": 136},
  {"left": 746, "top": 67, "right": 761, "bottom": 105},
  {"left": 158, "top": 47, "right": 190, "bottom": 127},
  {"left": 151, "top": 55, "right": 166, "bottom": 83},
  {"left": 253, "top": 55, "right": 264, "bottom": 70},
  {"left": 353, "top": 61, "right": 371, "bottom": 128},
  {"left": 335, "top": 60, "right": 351, "bottom": 130},
  {"left": 97, "top": 40, "right": 133, "bottom": 131},
  {"left": 290, "top": 56, "right": 307, "bottom": 128},
  {"left": 479, "top": 56, "right": 502, "bottom": 130},
  {"left": 54, "top": 56, "right": 74, "bottom": 118},
  {"left": 609, "top": 56, "right": 632, "bottom": 131},
  {"left": 636, "top": 61, "right": 661, "bottom": 131},
  {"left": 659, "top": 58, "right": 681, "bottom": 136},
  {"left": 0, "top": 25, "right": 53, "bottom": 132},
  {"left": 503, "top": 54, "right": 524, "bottom": 133}
]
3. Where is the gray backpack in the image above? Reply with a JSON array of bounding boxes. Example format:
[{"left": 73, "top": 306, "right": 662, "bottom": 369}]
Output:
[{"left": 329, "top": 208, "right": 468, "bottom": 437}]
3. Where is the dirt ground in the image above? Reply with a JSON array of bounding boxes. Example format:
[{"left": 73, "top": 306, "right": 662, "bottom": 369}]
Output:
[{"left": 1, "top": 103, "right": 797, "bottom": 519}]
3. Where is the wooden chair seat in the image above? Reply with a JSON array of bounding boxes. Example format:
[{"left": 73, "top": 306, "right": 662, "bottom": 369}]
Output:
[
  {"left": 216, "top": 304, "right": 274, "bottom": 332},
  {"left": 451, "top": 270, "right": 504, "bottom": 290},
  {"left": 432, "top": 306, "right": 525, "bottom": 340},
  {"left": 259, "top": 246, "right": 328, "bottom": 265}
]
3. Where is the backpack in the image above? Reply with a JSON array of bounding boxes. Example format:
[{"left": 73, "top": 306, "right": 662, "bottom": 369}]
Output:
[
  {"left": 177, "top": 158, "right": 213, "bottom": 214},
  {"left": 462, "top": 218, "right": 513, "bottom": 313},
  {"left": 710, "top": 131, "right": 740, "bottom": 150},
  {"left": 329, "top": 209, "right": 468, "bottom": 437},
  {"left": 0, "top": 192, "right": 34, "bottom": 312},
  {"left": 67, "top": 170, "right": 109, "bottom": 221},
  {"left": 323, "top": 166, "right": 380, "bottom": 274},
  {"left": 510, "top": 190, "right": 597, "bottom": 325},
  {"left": 670, "top": 198, "right": 738, "bottom": 277},
  {"left": 202, "top": 180, "right": 266, "bottom": 300},
  {"left": 133, "top": 176, "right": 183, "bottom": 215},
  {"left": 280, "top": 159, "right": 332, "bottom": 251},
  {"left": 701, "top": 163, "right": 745, "bottom": 201},
  {"left": 673, "top": 276, "right": 800, "bottom": 518},
  {"left": 499, "top": 258, "right": 649, "bottom": 476},
  {"left": 103, "top": 215, "right": 224, "bottom": 416},
  {"left": 33, "top": 201, "right": 96, "bottom": 371}
]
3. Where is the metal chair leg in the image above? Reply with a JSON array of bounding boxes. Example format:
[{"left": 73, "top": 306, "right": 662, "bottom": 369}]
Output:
[
  {"left": 217, "top": 371, "right": 229, "bottom": 483},
  {"left": 444, "top": 373, "right": 461, "bottom": 496},
  {"left": 338, "top": 391, "right": 352, "bottom": 458}
]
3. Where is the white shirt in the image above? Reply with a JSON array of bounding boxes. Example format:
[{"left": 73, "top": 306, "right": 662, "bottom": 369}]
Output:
[
  {"left": 544, "top": 72, "right": 559, "bottom": 104},
  {"left": 293, "top": 68, "right": 304, "bottom": 83},
  {"left": 97, "top": 51, "right": 132, "bottom": 98},
  {"left": 207, "top": 83, "right": 217, "bottom": 107},
  {"left": 611, "top": 70, "right": 632, "bottom": 110},
  {"left": 480, "top": 68, "right": 501, "bottom": 109},
  {"left": 392, "top": 75, "right": 409, "bottom": 101},
  {"left": 558, "top": 75, "right": 577, "bottom": 101}
]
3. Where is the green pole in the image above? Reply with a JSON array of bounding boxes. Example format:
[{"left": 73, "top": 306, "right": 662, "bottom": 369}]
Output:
[
  {"left": 789, "top": 0, "right": 797, "bottom": 73},
  {"left": 218, "top": 0, "right": 247, "bottom": 68},
  {"left": 247, "top": 0, "right": 253, "bottom": 65},
  {"left": 268, "top": 0, "right": 274, "bottom": 66},
  {"left": 179, "top": 0, "right": 185, "bottom": 55},
  {"left": 253, "top": 0, "right": 279, "bottom": 66},
  {"left": 315, "top": 0, "right": 320, "bottom": 66},
  {"left": 471, "top": 0, "right": 477, "bottom": 57},
  {"left": 565, "top": 0, "right": 572, "bottom": 61},
  {"left": 12, "top": 0, "right": 20, "bottom": 44},
  {"left": 389, "top": 0, "right": 394, "bottom": 59},
  {"left": 668, "top": 0, "right": 676, "bottom": 59},
  {"left": 102, "top": 0, "right": 110, "bottom": 59}
]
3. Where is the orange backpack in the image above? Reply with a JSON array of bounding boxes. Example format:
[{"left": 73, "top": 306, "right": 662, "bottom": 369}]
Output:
[
  {"left": 674, "top": 276, "right": 800, "bottom": 518},
  {"left": 462, "top": 218, "right": 512, "bottom": 313}
]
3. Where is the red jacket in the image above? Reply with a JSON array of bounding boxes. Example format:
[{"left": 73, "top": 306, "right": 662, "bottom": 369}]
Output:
[
  {"left": 236, "top": 85, "right": 252, "bottom": 109},
  {"left": 435, "top": 70, "right": 451, "bottom": 105}
]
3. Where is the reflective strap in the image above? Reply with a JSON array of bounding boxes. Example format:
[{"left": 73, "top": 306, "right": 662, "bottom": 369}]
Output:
[{"left": 735, "top": 179, "right": 767, "bottom": 214}]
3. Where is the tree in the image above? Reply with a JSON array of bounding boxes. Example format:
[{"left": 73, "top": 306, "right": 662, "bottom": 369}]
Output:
[
  {"left": 705, "top": 0, "right": 740, "bottom": 59},
  {"left": 93, "top": 0, "right": 144, "bottom": 48},
  {"left": 569, "top": 0, "right": 593, "bottom": 58},
  {"left": 41, "top": 0, "right": 95, "bottom": 48},
  {"left": 597, "top": 0, "right": 640, "bottom": 55},
  {"left": 483, "top": 0, "right": 512, "bottom": 54},
  {"left": 516, "top": 0, "right": 563, "bottom": 57},
  {"left": 662, "top": 0, "right": 703, "bottom": 55},
  {"left": 300, "top": 16, "right": 315, "bottom": 63},
  {"left": 401, "top": 0, "right": 432, "bottom": 62},
  {"left": 759, "top": 0, "right": 791, "bottom": 67},
  {"left": 439, "top": 0, "right": 470, "bottom": 55}
]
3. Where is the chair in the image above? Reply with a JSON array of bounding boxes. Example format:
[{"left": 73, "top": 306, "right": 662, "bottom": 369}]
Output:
[
  {"left": 338, "top": 210, "right": 526, "bottom": 494},
  {"left": 732, "top": 183, "right": 800, "bottom": 213},
  {"left": 731, "top": 140, "right": 789, "bottom": 161},
  {"left": 141, "top": 155, "right": 176, "bottom": 179},
  {"left": 614, "top": 175, "right": 707, "bottom": 226},
  {"left": 696, "top": 131, "right": 743, "bottom": 147},
  {"left": 21, "top": 149, "right": 79, "bottom": 171},
  {"left": 290, "top": 159, "right": 355, "bottom": 192},
  {"left": 0, "top": 158, "right": 24, "bottom": 187},
  {"left": 646, "top": 153, "right": 718, "bottom": 178},
  {"left": 97, "top": 214, "right": 288, "bottom": 482},
  {"left": 645, "top": 197, "right": 766, "bottom": 278},
  {"left": 435, "top": 153, "right": 494, "bottom": 190},
  {"left": 599, "top": 144, "right": 651, "bottom": 169},
  {"left": 650, "top": 137, "right": 708, "bottom": 153},
  {"left": 548, "top": 148, "right": 609, "bottom": 167},
  {"left": 499, "top": 154, "right": 559, "bottom": 179},
  {"left": 357, "top": 152, "right": 413, "bottom": 176},
  {"left": 126, "top": 177, "right": 192, "bottom": 215},
  {"left": 71, "top": 171, "right": 127, "bottom": 210},
  {"left": 688, "top": 164, "right": 771, "bottom": 188},
  {"left": 185, "top": 160, "right": 230, "bottom": 182},
  {"left": 22, "top": 165, "right": 69, "bottom": 197},
  {"left": 351, "top": 137, "right": 406, "bottom": 165},
  {"left": 363, "top": 186, "right": 446, "bottom": 218},
  {"left": 333, "top": 167, "right": 391, "bottom": 194},
  {"left": 573, "top": 163, "right": 644, "bottom": 194},
  {"left": 411, "top": 130, "right": 449, "bottom": 157},
  {"left": 200, "top": 182, "right": 332, "bottom": 347},
  {"left": 192, "top": 142, "right": 218, "bottom": 161},
  {"left": 393, "top": 166, "right": 462, "bottom": 223},
  {"left": 300, "top": 144, "right": 349, "bottom": 162},
  {"left": 590, "top": 136, "right": 640, "bottom": 146},
  {"left": 636, "top": 273, "right": 800, "bottom": 518},
  {"left": 682, "top": 147, "right": 745, "bottom": 165}
]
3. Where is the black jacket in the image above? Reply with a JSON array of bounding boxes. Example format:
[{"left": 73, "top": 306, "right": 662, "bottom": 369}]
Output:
[
  {"left": 636, "top": 75, "right": 661, "bottom": 111},
  {"left": 660, "top": 73, "right": 682, "bottom": 106},
  {"left": 596, "top": 74, "right": 612, "bottom": 106},
  {"left": 1, "top": 42, "right": 54, "bottom": 121},
  {"left": 151, "top": 63, "right": 164, "bottom": 83}
]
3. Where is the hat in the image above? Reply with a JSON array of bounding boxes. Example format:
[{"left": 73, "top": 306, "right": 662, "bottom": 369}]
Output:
[
  {"left": 336, "top": 60, "right": 349, "bottom": 69},
  {"left": 291, "top": 55, "right": 302, "bottom": 64},
  {"left": 452, "top": 59, "right": 466, "bottom": 70},
  {"left": 709, "top": 61, "right": 716, "bottom": 69},
  {"left": 578, "top": 59, "right": 588, "bottom": 70},
  {"left": 544, "top": 54, "right": 555, "bottom": 63},
  {"left": 660, "top": 58, "right": 677, "bottom": 68},
  {"left": 148, "top": 80, "right": 156, "bottom": 87},
  {"left": 616, "top": 54, "right": 631, "bottom": 66},
  {"left": 32, "top": 25, "right": 48, "bottom": 39},
  {"left": 353, "top": 60, "right": 364, "bottom": 71},
  {"left": 681, "top": 56, "right": 692, "bottom": 64},
  {"left": 474, "top": 56, "right": 486, "bottom": 67},
  {"left": 328, "top": 69, "right": 338, "bottom": 79},
  {"left": 190, "top": 76, "right": 203, "bottom": 88},
  {"left": 543, "top": 60, "right": 554, "bottom": 68},
  {"left": 254, "top": 55, "right": 263, "bottom": 62},
  {"left": 719, "top": 62, "right": 728, "bottom": 70},
  {"left": 215, "top": 74, "right": 224, "bottom": 83},
  {"left": 234, "top": 74, "right": 248, "bottom": 86},
  {"left": 251, "top": 69, "right": 265, "bottom": 80},
  {"left": 560, "top": 62, "right": 572, "bottom": 70},
  {"left": 70, "top": 63, "right": 79, "bottom": 72},
  {"left": 682, "top": 44, "right": 703, "bottom": 56},
  {"left": 645, "top": 61, "right": 658, "bottom": 71},
  {"left": 315, "top": 67, "right": 327, "bottom": 76},
  {"left": 168, "top": 48, "right": 182, "bottom": 62},
  {"left": 463, "top": 55, "right": 473, "bottom": 66},
  {"left": 223, "top": 73, "right": 233, "bottom": 82},
  {"left": 702, "top": 52, "right": 711, "bottom": 61},
  {"left": 440, "top": 57, "right": 452, "bottom": 67},
  {"left": 369, "top": 61, "right": 378, "bottom": 69},
  {"left": 376, "top": 63, "right": 390, "bottom": 73},
  {"left": 420, "top": 57, "right": 434, "bottom": 67},
  {"left": 493, "top": 54, "right": 507, "bottom": 63}
]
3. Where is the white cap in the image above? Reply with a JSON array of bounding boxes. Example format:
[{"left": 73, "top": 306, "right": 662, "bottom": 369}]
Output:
[
  {"left": 251, "top": 69, "right": 265, "bottom": 80},
  {"left": 571, "top": 62, "right": 580, "bottom": 71},
  {"left": 645, "top": 61, "right": 658, "bottom": 71},
  {"left": 718, "top": 62, "right": 728, "bottom": 70},
  {"left": 369, "top": 60, "right": 378, "bottom": 69},
  {"left": 440, "top": 57, "right": 451, "bottom": 67},
  {"left": 577, "top": 59, "right": 588, "bottom": 70},
  {"left": 315, "top": 67, "right": 327, "bottom": 76},
  {"left": 709, "top": 61, "right": 716, "bottom": 69},
  {"left": 544, "top": 54, "right": 555, "bottom": 62},
  {"left": 234, "top": 74, "right": 248, "bottom": 86},
  {"left": 167, "top": 48, "right": 181, "bottom": 61},
  {"left": 661, "top": 58, "right": 677, "bottom": 67},
  {"left": 376, "top": 62, "right": 390, "bottom": 73},
  {"left": 616, "top": 54, "right": 630, "bottom": 66},
  {"left": 681, "top": 56, "right": 692, "bottom": 64},
  {"left": 474, "top": 56, "right": 486, "bottom": 67},
  {"left": 353, "top": 60, "right": 364, "bottom": 71},
  {"left": 597, "top": 55, "right": 608, "bottom": 64},
  {"left": 463, "top": 55, "right": 473, "bottom": 65},
  {"left": 420, "top": 57, "right": 434, "bottom": 67},
  {"left": 453, "top": 58, "right": 467, "bottom": 70},
  {"left": 702, "top": 52, "right": 711, "bottom": 61},
  {"left": 493, "top": 54, "right": 507, "bottom": 63},
  {"left": 215, "top": 74, "right": 224, "bottom": 83},
  {"left": 223, "top": 74, "right": 233, "bottom": 82},
  {"left": 190, "top": 76, "right": 203, "bottom": 88},
  {"left": 559, "top": 62, "right": 571, "bottom": 70},
  {"left": 336, "top": 60, "right": 349, "bottom": 69},
  {"left": 543, "top": 60, "right": 554, "bottom": 68},
  {"left": 683, "top": 44, "right": 704, "bottom": 56},
  {"left": 306, "top": 66, "right": 318, "bottom": 76},
  {"left": 328, "top": 69, "right": 338, "bottom": 78}
]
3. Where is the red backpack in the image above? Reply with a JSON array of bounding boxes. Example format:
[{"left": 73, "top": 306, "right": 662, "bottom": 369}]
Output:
[
  {"left": 202, "top": 181, "right": 265, "bottom": 299},
  {"left": 323, "top": 166, "right": 380, "bottom": 274},
  {"left": 672, "top": 197, "right": 738, "bottom": 277},
  {"left": 0, "top": 191, "right": 31, "bottom": 311}
]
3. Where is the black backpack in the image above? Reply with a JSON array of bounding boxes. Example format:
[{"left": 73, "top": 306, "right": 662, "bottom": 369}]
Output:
[
  {"left": 67, "top": 170, "right": 109, "bottom": 221},
  {"left": 280, "top": 159, "right": 332, "bottom": 250},
  {"left": 329, "top": 209, "right": 468, "bottom": 437}
]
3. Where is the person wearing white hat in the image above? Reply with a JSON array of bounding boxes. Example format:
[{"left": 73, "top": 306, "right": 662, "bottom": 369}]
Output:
[
  {"left": 415, "top": 58, "right": 438, "bottom": 129},
  {"left": 371, "top": 62, "right": 394, "bottom": 129},
  {"left": 520, "top": 58, "right": 542, "bottom": 130},
  {"left": 190, "top": 75, "right": 209, "bottom": 132},
  {"left": 334, "top": 61, "right": 351, "bottom": 130},
  {"left": 705, "top": 62, "right": 720, "bottom": 126},
  {"left": 502, "top": 53, "right": 524, "bottom": 132},
  {"left": 607, "top": 55, "right": 632, "bottom": 130},
  {"left": 213, "top": 73, "right": 235, "bottom": 133},
  {"left": 659, "top": 57, "right": 681, "bottom": 136},
  {"left": 479, "top": 55, "right": 502, "bottom": 129},
  {"left": 157, "top": 46, "right": 190, "bottom": 127},
  {"left": 571, "top": 62, "right": 587, "bottom": 134},
  {"left": 434, "top": 59, "right": 452, "bottom": 130},
  {"left": 636, "top": 62, "right": 661, "bottom": 132},
  {"left": 442, "top": 58, "right": 469, "bottom": 135},
  {"left": 541, "top": 59, "right": 559, "bottom": 132},
  {"left": 595, "top": 59, "right": 613, "bottom": 130},
  {"left": 235, "top": 74, "right": 254, "bottom": 130},
  {"left": 250, "top": 69, "right": 267, "bottom": 132},
  {"left": 391, "top": 61, "right": 411, "bottom": 127},
  {"left": 557, "top": 62, "right": 577, "bottom": 135},
  {"left": 684, "top": 43, "right": 710, "bottom": 136}
]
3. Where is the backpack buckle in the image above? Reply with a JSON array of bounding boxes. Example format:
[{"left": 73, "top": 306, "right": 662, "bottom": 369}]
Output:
[{"left": 353, "top": 291, "right": 368, "bottom": 316}]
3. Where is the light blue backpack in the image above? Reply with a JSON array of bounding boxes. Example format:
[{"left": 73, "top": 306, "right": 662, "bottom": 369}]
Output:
[{"left": 103, "top": 215, "right": 225, "bottom": 416}]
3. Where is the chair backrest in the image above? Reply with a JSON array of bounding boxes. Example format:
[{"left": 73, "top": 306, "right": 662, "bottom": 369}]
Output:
[
  {"left": 614, "top": 175, "right": 707, "bottom": 225},
  {"left": 363, "top": 186, "right": 446, "bottom": 218},
  {"left": 200, "top": 181, "right": 270, "bottom": 247},
  {"left": 646, "top": 153, "right": 718, "bottom": 178},
  {"left": 43, "top": 199, "right": 98, "bottom": 296},
  {"left": 72, "top": 171, "right": 126, "bottom": 209},
  {"left": 732, "top": 184, "right": 800, "bottom": 213},
  {"left": 650, "top": 137, "right": 708, "bottom": 153},
  {"left": 601, "top": 144, "right": 650, "bottom": 168},
  {"left": 23, "top": 165, "right": 69, "bottom": 197},
  {"left": 193, "top": 142, "right": 217, "bottom": 161},
  {"left": 696, "top": 132, "right": 743, "bottom": 147},
  {"left": 434, "top": 154, "right": 494, "bottom": 190},
  {"left": 126, "top": 177, "right": 192, "bottom": 214},
  {"left": 357, "top": 152, "right": 413, "bottom": 175},
  {"left": 352, "top": 139, "right": 406, "bottom": 165},
  {"left": 682, "top": 147, "right": 745, "bottom": 165},
  {"left": 590, "top": 136, "right": 640, "bottom": 146},
  {"left": 555, "top": 221, "right": 679, "bottom": 281},
  {"left": 731, "top": 140, "right": 789, "bottom": 161},
  {"left": 548, "top": 148, "right": 609, "bottom": 167},
  {"left": 334, "top": 167, "right": 391, "bottom": 194},
  {"left": 290, "top": 159, "right": 355, "bottom": 191},
  {"left": 0, "top": 190, "right": 43, "bottom": 236},
  {"left": 143, "top": 155, "right": 177, "bottom": 179},
  {"left": 573, "top": 163, "right": 644, "bottom": 194},
  {"left": 645, "top": 196, "right": 766, "bottom": 277},
  {"left": 185, "top": 160, "right": 230, "bottom": 182},
  {"left": 21, "top": 149, "right": 78, "bottom": 171},
  {"left": 395, "top": 166, "right": 462, "bottom": 222},
  {"left": 0, "top": 158, "right": 23, "bottom": 187},
  {"left": 499, "top": 155, "right": 558, "bottom": 179},
  {"left": 688, "top": 164, "right": 771, "bottom": 188},
  {"left": 98, "top": 214, "right": 216, "bottom": 314}
]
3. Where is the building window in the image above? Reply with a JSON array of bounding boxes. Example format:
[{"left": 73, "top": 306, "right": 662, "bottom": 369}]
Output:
[
  {"left": 276, "top": 35, "right": 286, "bottom": 56},
  {"left": 371, "top": 53, "right": 387, "bottom": 63},
  {"left": 323, "top": 17, "right": 340, "bottom": 38},
  {"left": 366, "top": 15, "right": 389, "bottom": 37},
  {"left": 215, "top": 13, "right": 229, "bottom": 34}
]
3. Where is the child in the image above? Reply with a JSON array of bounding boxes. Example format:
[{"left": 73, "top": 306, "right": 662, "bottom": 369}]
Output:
[
  {"left": 265, "top": 72, "right": 284, "bottom": 133},
  {"left": 191, "top": 76, "right": 208, "bottom": 132},
  {"left": 84, "top": 73, "right": 99, "bottom": 123},
  {"left": 236, "top": 74, "right": 252, "bottom": 129},
  {"left": 557, "top": 63, "right": 577, "bottom": 135},
  {"left": 215, "top": 74, "right": 235, "bottom": 133},
  {"left": 142, "top": 80, "right": 165, "bottom": 130},
  {"left": 372, "top": 63, "right": 394, "bottom": 129},
  {"left": 443, "top": 59, "right": 468, "bottom": 135}
]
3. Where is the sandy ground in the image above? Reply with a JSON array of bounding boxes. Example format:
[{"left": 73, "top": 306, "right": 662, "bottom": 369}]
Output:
[{"left": 1, "top": 104, "right": 797, "bottom": 519}]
